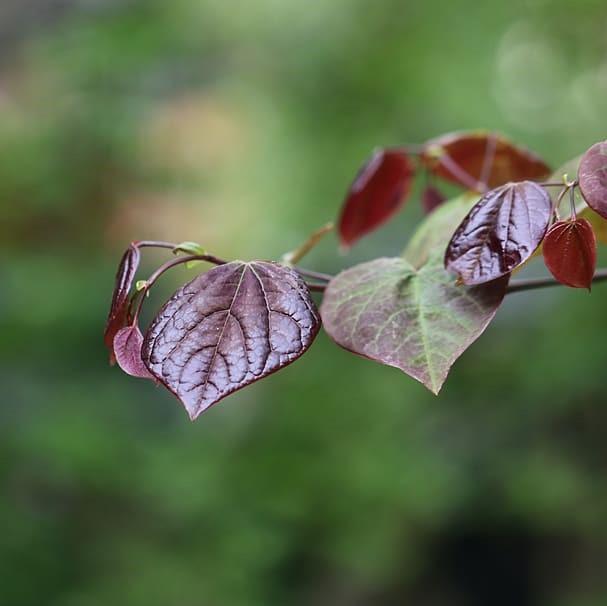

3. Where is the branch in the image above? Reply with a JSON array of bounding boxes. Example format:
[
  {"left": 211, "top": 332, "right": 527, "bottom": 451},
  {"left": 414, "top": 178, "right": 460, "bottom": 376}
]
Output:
[{"left": 506, "top": 269, "right": 607, "bottom": 294}]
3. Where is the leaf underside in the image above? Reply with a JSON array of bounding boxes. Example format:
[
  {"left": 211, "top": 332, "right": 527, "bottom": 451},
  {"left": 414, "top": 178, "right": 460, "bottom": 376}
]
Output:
[
  {"left": 113, "top": 325, "right": 154, "bottom": 379},
  {"left": 579, "top": 140, "right": 607, "bottom": 219},
  {"left": 445, "top": 181, "right": 552, "bottom": 285},
  {"left": 320, "top": 255, "right": 508, "bottom": 395},
  {"left": 142, "top": 261, "right": 321, "bottom": 419},
  {"left": 421, "top": 131, "right": 551, "bottom": 188}
]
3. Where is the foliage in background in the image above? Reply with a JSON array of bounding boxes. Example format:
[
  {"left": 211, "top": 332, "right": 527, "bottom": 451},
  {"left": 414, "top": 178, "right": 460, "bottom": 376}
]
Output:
[{"left": 2, "top": 1, "right": 607, "bottom": 605}]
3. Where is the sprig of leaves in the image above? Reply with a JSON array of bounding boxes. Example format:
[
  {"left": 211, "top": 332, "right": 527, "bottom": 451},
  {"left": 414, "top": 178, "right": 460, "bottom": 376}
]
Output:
[{"left": 105, "top": 133, "right": 607, "bottom": 420}]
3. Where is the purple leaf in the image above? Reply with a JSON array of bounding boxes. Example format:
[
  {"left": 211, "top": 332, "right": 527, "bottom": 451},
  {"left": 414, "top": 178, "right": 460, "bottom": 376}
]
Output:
[
  {"left": 444, "top": 181, "right": 552, "bottom": 285},
  {"left": 113, "top": 325, "right": 154, "bottom": 379},
  {"left": 578, "top": 140, "right": 607, "bottom": 219},
  {"left": 104, "top": 244, "right": 141, "bottom": 362},
  {"left": 142, "top": 261, "right": 321, "bottom": 420},
  {"left": 321, "top": 256, "right": 508, "bottom": 394}
]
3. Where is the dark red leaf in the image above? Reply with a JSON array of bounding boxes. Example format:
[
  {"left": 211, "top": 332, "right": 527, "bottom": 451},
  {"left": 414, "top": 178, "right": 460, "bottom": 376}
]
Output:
[
  {"left": 421, "top": 131, "right": 550, "bottom": 189},
  {"left": 578, "top": 141, "right": 607, "bottom": 219},
  {"left": 104, "top": 244, "right": 141, "bottom": 362},
  {"left": 445, "top": 181, "right": 552, "bottom": 285},
  {"left": 421, "top": 185, "right": 446, "bottom": 214},
  {"left": 337, "top": 149, "right": 414, "bottom": 248},
  {"left": 142, "top": 261, "right": 321, "bottom": 420},
  {"left": 113, "top": 325, "right": 154, "bottom": 379},
  {"left": 542, "top": 218, "right": 596, "bottom": 289}
]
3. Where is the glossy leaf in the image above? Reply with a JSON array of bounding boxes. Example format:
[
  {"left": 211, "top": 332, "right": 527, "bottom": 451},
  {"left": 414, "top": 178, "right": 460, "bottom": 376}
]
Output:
[
  {"left": 579, "top": 206, "right": 607, "bottom": 245},
  {"left": 143, "top": 261, "right": 321, "bottom": 419},
  {"left": 421, "top": 131, "right": 550, "bottom": 189},
  {"left": 404, "top": 192, "right": 480, "bottom": 268},
  {"left": 445, "top": 181, "right": 552, "bottom": 285},
  {"left": 421, "top": 185, "right": 446, "bottom": 214},
  {"left": 320, "top": 255, "right": 508, "bottom": 394},
  {"left": 337, "top": 149, "right": 414, "bottom": 248},
  {"left": 579, "top": 141, "right": 607, "bottom": 219},
  {"left": 104, "top": 244, "right": 141, "bottom": 362},
  {"left": 114, "top": 325, "right": 154, "bottom": 379},
  {"left": 542, "top": 219, "right": 596, "bottom": 289}
]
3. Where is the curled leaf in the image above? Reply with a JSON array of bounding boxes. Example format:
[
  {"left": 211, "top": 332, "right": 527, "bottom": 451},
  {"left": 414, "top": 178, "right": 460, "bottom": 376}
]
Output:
[
  {"left": 338, "top": 149, "right": 414, "bottom": 248},
  {"left": 445, "top": 181, "right": 552, "bottom": 285},
  {"left": 320, "top": 256, "right": 507, "bottom": 395},
  {"left": 113, "top": 325, "right": 154, "bottom": 379},
  {"left": 143, "top": 261, "right": 321, "bottom": 419},
  {"left": 421, "top": 185, "right": 447, "bottom": 214},
  {"left": 542, "top": 219, "right": 596, "bottom": 289},
  {"left": 578, "top": 141, "right": 607, "bottom": 219},
  {"left": 421, "top": 131, "right": 550, "bottom": 189},
  {"left": 104, "top": 244, "right": 141, "bottom": 362}
]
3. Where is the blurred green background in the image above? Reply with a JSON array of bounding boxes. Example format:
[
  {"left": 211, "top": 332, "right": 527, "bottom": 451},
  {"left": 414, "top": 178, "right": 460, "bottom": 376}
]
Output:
[{"left": 2, "top": 1, "right": 607, "bottom": 604}]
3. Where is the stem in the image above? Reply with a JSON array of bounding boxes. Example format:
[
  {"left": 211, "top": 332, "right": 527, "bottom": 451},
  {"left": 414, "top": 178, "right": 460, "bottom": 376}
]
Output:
[
  {"left": 507, "top": 269, "right": 607, "bottom": 294},
  {"left": 294, "top": 267, "right": 333, "bottom": 282},
  {"left": 133, "top": 240, "right": 177, "bottom": 250},
  {"left": 282, "top": 222, "right": 334, "bottom": 265},
  {"left": 569, "top": 185, "right": 577, "bottom": 220},
  {"left": 306, "top": 282, "right": 328, "bottom": 292},
  {"left": 131, "top": 254, "right": 226, "bottom": 323}
]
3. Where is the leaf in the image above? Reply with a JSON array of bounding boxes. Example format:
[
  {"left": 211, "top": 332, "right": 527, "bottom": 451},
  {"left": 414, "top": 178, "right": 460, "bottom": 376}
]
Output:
[
  {"left": 542, "top": 219, "right": 596, "bottom": 289},
  {"left": 444, "top": 181, "right": 552, "bottom": 285},
  {"left": 113, "top": 325, "right": 154, "bottom": 379},
  {"left": 338, "top": 148, "right": 414, "bottom": 248},
  {"left": 579, "top": 140, "right": 607, "bottom": 219},
  {"left": 173, "top": 241, "right": 206, "bottom": 256},
  {"left": 142, "top": 261, "right": 321, "bottom": 419},
  {"left": 104, "top": 244, "right": 141, "bottom": 362},
  {"left": 421, "top": 131, "right": 550, "bottom": 189},
  {"left": 421, "top": 185, "right": 446, "bottom": 214},
  {"left": 320, "top": 255, "right": 508, "bottom": 395},
  {"left": 579, "top": 206, "right": 607, "bottom": 245},
  {"left": 404, "top": 192, "right": 480, "bottom": 268}
]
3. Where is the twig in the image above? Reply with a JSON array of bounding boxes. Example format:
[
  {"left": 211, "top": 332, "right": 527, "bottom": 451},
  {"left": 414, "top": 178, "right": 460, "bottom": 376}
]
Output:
[
  {"left": 507, "top": 269, "right": 607, "bottom": 294},
  {"left": 282, "top": 222, "right": 334, "bottom": 265}
]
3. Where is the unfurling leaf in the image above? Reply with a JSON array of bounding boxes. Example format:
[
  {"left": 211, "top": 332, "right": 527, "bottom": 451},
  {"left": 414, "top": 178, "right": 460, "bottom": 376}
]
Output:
[
  {"left": 421, "top": 185, "right": 446, "bottom": 214},
  {"left": 320, "top": 255, "right": 507, "bottom": 395},
  {"left": 113, "top": 325, "right": 154, "bottom": 379},
  {"left": 421, "top": 131, "right": 550, "bottom": 189},
  {"left": 104, "top": 244, "right": 141, "bottom": 362},
  {"left": 578, "top": 141, "right": 607, "bottom": 219},
  {"left": 338, "top": 149, "right": 414, "bottom": 248},
  {"left": 542, "top": 219, "right": 596, "bottom": 289},
  {"left": 142, "top": 261, "right": 321, "bottom": 419},
  {"left": 445, "top": 181, "right": 552, "bottom": 285}
]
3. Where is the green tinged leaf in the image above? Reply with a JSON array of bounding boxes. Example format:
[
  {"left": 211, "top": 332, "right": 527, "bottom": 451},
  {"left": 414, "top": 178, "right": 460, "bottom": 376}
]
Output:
[
  {"left": 403, "top": 192, "right": 480, "bottom": 267},
  {"left": 173, "top": 241, "right": 206, "bottom": 256},
  {"left": 320, "top": 254, "right": 507, "bottom": 395}
]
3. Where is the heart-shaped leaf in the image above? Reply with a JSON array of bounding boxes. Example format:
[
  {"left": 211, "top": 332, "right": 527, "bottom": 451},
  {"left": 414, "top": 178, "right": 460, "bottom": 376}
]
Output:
[
  {"left": 104, "top": 244, "right": 141, "bottom": 362},
  {"left": 338, "top": 149, "right": 414, "bottom": 248},
  {"left": 320, "top": 255, "right": 508, "bottom": 394},
  {"left": 114, "top": 325, "right": 154, "bottom": 379},
  {"left": 579, "top": 141, "right": 607, "bottom": 219},
  {"left": 142, "top": 261, "right": 321, "bottom": 419},
  {"left": 421, "top": 131, "right": 550, "bottom": 189},
  {"left": 542, "top": 219, "right": 596, "bottom": 289},
  {"left": 445, "top": 181, "right": 552, "bottom": 285},
  {"left": 421, "top": 185, "right": 447, "bottom": 214}
]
